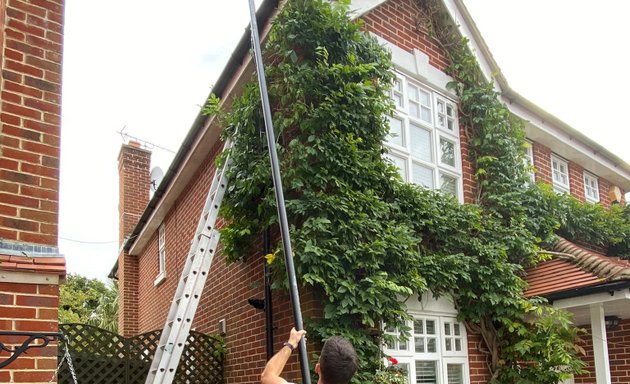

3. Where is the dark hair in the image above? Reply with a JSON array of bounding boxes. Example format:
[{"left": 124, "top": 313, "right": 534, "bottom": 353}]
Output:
[{"left": 319, "top": 336, "right": 358, "bottom": 384}]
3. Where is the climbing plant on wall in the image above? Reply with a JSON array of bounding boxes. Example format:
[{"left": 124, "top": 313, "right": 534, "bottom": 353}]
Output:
[{"left": 209, "top": 0, "right": 628, "bottom": 382}]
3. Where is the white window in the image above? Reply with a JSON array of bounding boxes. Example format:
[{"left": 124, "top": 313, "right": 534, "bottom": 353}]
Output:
[
  {"left": 155, "top": 223, "right": 166, "bottom": 285},
  {"left": 524, "top": 140, "right": 535, "bottom": 183},
  {"left": 551, "top": 155, "right": 570, "bottom": 194},
  {"left": 583, "top": 172, "right": 600, "bottom": 203},
  {"left": 384, "top": 315, "right": 469, "bottom": 384},
  {"left": 386, "top": 73, "right": 462, "bottom": 201}
]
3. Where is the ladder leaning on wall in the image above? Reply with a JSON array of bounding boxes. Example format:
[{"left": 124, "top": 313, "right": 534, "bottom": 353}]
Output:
[
  {"left": 144, "top": 139, "right": 233, "bottom": 384},
  {"left": 146, "top": 1, "right": 311, "bottom": 383}
]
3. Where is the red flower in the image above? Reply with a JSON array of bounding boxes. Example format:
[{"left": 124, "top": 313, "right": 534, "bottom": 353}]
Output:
[{"left": 388, "top": 357, "right": 398, "bottom": 365}]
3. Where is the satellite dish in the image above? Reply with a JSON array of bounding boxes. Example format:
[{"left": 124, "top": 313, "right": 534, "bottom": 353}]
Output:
[{"left": 150, "top": 167, "right": 164, "bottom": 192}]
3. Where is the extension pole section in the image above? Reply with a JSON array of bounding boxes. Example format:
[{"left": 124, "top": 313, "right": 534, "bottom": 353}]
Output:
[{"left": 247, "top": 1, "right": 311, "bottom": 384}]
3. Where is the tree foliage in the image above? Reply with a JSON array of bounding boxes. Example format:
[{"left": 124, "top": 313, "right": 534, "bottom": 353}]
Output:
[
  {"left": 209, "top": 0, "right": 630, "bottom": 382},
  {"left": 59, "top": 274, "right": 118, "bottom": 333}
]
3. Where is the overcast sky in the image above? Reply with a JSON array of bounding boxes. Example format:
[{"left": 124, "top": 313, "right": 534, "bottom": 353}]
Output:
[{"left": 59, "top": 0, "right": 630, "bottom": 282}]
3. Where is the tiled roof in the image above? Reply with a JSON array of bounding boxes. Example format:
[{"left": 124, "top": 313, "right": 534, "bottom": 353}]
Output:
[
  {"left": 0, "top": 254, "right": 66, "bottom": 276},
  {"left": 524, "top": 238, "right": 630, "bottom": 297}
]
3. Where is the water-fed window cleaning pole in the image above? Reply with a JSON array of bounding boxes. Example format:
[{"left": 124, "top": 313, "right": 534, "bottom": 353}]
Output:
[{"left": 247, "top": 2, "right": 311, "bottom": 384}]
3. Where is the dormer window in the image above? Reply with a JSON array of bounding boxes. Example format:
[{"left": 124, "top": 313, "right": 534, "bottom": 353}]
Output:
[
  {"left": 583, "top": 172, "right": 600, "bottom": 203},
  {"left": 551, "top": 155, "right": 570, "bottom": 194}
]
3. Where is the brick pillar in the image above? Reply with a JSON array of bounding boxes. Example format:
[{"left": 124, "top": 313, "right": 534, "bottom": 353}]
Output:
[
  {"left": 117, "top": 141, "right": 151, "bottom": 336},
  {"left": 0, "top": 0, "right": 66, "bottom": 382},
  {"left": 0, "top": 0, "right": 64, "bottom": 246},
  {"left": 0, "top": 281, "right": 60, "bottom": 383}
]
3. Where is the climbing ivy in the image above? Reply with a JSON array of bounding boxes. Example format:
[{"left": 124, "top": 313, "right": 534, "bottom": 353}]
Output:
[{"left": 209, "top": 0, "right": 628, "bottom": 382}]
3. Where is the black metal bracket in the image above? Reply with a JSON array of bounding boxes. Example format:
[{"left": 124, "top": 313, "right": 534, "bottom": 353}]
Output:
[{"left": 0, "top": 331, "right": 63, "bottom": 369}]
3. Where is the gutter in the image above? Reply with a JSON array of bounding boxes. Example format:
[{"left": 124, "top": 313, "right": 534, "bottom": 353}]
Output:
[
  {"left": 546, "top": 281, "right": 630, "bottom": 303},
  {"left": 109, "top": 0, "right": 280, "bottom": 279}
]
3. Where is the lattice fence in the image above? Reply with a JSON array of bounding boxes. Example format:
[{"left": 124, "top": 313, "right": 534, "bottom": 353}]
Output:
[{"left": 58, "top": 324, "right": 224, "bottom": 384}]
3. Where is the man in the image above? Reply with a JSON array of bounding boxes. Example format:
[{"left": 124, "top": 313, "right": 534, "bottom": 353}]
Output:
[{"left": 261, "top": 328, "right": 358, "bottom": 384}]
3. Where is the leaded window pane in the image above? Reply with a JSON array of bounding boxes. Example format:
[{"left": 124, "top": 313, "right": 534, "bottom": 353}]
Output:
[
  {"left": 411, "top": 124, "right": 432, "bottom": 162},
  {"left": 447, "top": 364, "right": 464, "bottom": 384},
  {"left": 440, "top": 174, "right": 457, "bottom": 196},
  {"left": 412, "top": 164, "right": 434, "bottom": 189},
  {"left": 388, "top": 117, "right": 404, "bottom": 147},
  {"left": 415, "top": 337, "right": 425, "bottom": 353},
  {"left": 386, "top": 154, "right": 407, "bottom": 181},
  {"left": 440, "top": 138, "right": 455, "bottom": 167},
  {"left": 415, "top": 361, "right": 437, "bottom": 384},
  {"left": 414, "top": 319, "right": 424, "bottom": 334}
]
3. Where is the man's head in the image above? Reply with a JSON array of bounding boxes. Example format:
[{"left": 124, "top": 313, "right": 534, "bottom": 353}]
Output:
[{"left": 316, "top": 336, "right": 358, "bottom": 384}]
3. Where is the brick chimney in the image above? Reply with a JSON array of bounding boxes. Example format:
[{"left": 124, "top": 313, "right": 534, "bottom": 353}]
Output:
[
  {"left": 117, "top": 140, "right": 151, "bottom": 336},
  {"left": 0, "top": 0, "right": 66, "bottom": 381}
]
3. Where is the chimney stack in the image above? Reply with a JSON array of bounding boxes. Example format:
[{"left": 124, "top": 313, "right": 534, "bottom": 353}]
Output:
[{"left": 117, "top": 141, "right": 151, "bottom": 336}]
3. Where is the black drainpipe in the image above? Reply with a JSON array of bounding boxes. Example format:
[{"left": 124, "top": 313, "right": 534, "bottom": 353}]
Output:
[{"left": 264, "top": 228, "right": 274, "bottom": 360}]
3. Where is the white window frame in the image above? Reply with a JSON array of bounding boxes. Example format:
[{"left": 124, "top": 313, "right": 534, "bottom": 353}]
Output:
[
  {"left": 583, "top": 172, "right": 600, "bottom": 203},
  {"left": 524, "top": 140, "right": 535, "bottom": 183},
  {"left": 154, "top": 223, "right": 166, "bottom": 286},
  {"left": 551, "top": 155, "right": 570, "bottom": 194},
  {"left": 384, "top": 314, "right": 469, "bottom": 384},
  {"left": 385, "top": 72, "right": 463, "bottom": 202}
]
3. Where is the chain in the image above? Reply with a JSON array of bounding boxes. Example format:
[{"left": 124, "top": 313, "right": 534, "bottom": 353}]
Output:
[{"left": 48, "top": 336, "right": 78, "bottom": 384}]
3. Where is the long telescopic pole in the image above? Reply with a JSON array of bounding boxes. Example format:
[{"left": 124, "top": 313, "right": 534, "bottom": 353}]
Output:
[{"left": 247, "top": 2, "right": 311, "bottom": 384}]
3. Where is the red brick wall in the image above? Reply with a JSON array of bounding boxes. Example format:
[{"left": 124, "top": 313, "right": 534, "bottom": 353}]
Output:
[
  {"left": 0, "top": 0, "right": 64, "bottom": 246},
  {"left": 0, "top": 282, "right": 59, "bottom": 383},
  {"left": 569, "top": 161, "right": 586, "bottom": 203},
  {"left": 467, "top": 333, "right": 492, "bottom": 384},
  {"left": 121, "top": 136, "right": 323, "bottom": 382},
  {"left": 117, "top": 142, "right": 150, "bottom": 336},
  {"left": 362, "top": 0, "right": 450, "bottom": 71},
  {"left": 574, "top": 318, "right": 630, "bottom": 383}
]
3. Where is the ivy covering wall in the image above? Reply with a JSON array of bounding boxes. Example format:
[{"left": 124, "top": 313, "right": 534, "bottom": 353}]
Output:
[{"left": 206, "top": 0, "right": 630, "bottom": 382}]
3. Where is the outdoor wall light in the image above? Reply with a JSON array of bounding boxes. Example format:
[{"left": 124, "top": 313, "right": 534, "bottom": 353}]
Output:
[
  {"left": 604, "top": 315, "right": 621, "bottom": 329},
  {"left": 248, "top": 298, "right": 265, "bottom": 310}
]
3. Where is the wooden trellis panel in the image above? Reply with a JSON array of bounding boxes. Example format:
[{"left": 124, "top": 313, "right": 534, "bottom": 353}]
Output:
[{"left": 58, "top": 324, "right": 223, "bottom": 384}]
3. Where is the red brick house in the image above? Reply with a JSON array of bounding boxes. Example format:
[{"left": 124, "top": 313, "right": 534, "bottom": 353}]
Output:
[
  {"left": 0, "top": 0, "right": 66, "bottom": 382},
  {"left": 113, "top": 0, "right": 630, "bottom": 383}
]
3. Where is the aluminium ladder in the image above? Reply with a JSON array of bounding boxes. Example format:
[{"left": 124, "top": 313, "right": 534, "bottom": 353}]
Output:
[{"left": 145, "top": 138, "right": 233, "bottom": 384}]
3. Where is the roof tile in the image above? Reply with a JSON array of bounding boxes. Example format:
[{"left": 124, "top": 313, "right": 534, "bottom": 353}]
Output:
[
  {"left": 0, "top": 253, "right": 66, "bottom": 276},
  {"left": 525, "top": 238, "right": 630, "bottom": 297}
]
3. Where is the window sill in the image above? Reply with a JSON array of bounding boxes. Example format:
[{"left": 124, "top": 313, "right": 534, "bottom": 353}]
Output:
[
  {"left": 553, "top": 185, "right": 570, "bottom": 195},
  {"left": 154, "top": 271, "right": 166, "bottom": 287}
]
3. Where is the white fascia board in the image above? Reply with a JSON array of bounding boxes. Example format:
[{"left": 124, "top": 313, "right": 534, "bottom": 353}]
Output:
[
  {"left": 553, "top": 289, "right": 630, "bottom": 310},
  {"left": 373, "top": 34, "right": 456, "bottom": 98},
  {"left": 437, "top": 0, "right": 630, "bottom": 189},
  {"left": 348, "top": 0, "right": 388, "bottom": 19},
  {"left": 440, "top": 0, "right": 501, "bottom": 91}
]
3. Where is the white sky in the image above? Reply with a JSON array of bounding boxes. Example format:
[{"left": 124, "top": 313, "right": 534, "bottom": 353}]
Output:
[{"left": 59, "top": 0, "right": 630, "bottom": 282}]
